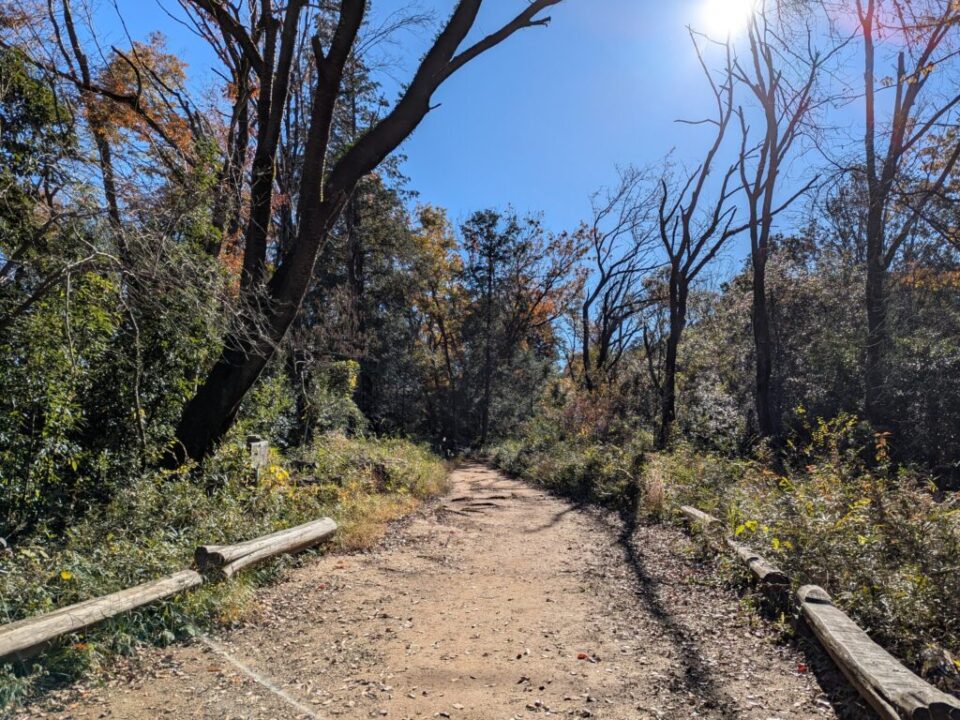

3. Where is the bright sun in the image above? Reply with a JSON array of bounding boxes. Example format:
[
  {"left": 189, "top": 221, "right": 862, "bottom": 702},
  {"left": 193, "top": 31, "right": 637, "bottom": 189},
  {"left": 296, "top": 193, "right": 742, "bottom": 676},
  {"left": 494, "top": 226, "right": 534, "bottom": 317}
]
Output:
[{"left": 699, "top": 0, "right": 758, "bottom": 38}]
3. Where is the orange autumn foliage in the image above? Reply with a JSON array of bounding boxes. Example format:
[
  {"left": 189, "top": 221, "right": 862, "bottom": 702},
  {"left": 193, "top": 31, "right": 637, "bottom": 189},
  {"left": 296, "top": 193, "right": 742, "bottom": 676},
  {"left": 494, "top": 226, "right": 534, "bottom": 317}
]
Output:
[{"left": 86, "top": 33, "right": 192, "bottom": 154}]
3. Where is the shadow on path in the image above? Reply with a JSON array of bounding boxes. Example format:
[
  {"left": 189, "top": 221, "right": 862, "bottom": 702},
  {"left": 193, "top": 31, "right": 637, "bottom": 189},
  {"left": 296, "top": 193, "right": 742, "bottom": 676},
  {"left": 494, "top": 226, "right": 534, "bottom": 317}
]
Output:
[
  {"left": 522, "top": 503, "right": 584, "bottom": 534},
  {"left": 613, "top": 506, "right": 743, "bottom": 719}
]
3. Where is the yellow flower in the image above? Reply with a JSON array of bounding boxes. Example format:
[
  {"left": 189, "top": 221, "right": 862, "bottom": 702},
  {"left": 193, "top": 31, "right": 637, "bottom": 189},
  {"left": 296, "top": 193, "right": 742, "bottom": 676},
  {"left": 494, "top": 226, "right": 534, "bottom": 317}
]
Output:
[{"left": 59, "top": 570, "right": 74, "bottom": 581}]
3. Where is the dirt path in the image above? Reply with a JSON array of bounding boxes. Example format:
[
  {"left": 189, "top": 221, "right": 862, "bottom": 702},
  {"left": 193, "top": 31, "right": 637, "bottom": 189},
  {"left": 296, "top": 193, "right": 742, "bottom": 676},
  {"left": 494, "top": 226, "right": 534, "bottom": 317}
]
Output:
[{"left": 21, "top": 465, "right": 844, "bottom": 720}]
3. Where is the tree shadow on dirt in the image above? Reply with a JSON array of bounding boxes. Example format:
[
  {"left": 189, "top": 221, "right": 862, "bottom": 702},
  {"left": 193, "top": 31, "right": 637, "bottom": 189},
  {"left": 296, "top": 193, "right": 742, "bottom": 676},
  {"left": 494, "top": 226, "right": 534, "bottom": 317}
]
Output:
[
  {"left": 614, "top": 506, "right": 744, "bottom": 719},
  {"left": 616, "top": 507, "right": 875, "bottom": 720},
  {"left": 521, "top": 503, "right": 585, "bottom": 534}
]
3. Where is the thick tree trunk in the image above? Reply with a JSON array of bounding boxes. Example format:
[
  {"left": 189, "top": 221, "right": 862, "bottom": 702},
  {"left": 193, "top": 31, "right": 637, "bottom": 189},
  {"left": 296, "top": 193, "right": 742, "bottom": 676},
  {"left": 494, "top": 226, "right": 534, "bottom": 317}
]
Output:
[
  {"left": 859, "top": 0, "right": 890, "bottom": 432},
  {"left": 169, "top": 324, "right": 285, "bottom": 465},
  {"left": 752, "top": 257, "right": 776, "bottom": 437},
  {"left": 170, "top": 176, "right": 349, "bottom": 465},
  {"left": 657, "top": 273, "right": 687, "bottom": 450},
  {"left": 864, "top": 243, "right": 887, "bottom": 428},
  {"left": 657, "top": 328, "right": 679, "bottom": 449}
]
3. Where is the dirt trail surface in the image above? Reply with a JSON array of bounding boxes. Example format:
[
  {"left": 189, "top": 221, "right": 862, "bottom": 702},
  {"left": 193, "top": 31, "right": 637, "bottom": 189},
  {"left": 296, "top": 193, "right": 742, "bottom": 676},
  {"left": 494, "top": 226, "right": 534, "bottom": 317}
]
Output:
[{"left": 20, "top": 465, "right": 842, "bottom": 720}]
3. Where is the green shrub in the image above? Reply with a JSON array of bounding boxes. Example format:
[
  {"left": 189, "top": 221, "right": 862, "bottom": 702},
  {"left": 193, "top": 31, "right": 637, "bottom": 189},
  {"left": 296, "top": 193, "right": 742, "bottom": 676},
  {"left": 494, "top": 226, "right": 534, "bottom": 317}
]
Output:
[
  {"left": 0, "top": 433, "right": 446, "bottom": 713},
  {"left": 301, "top": 361, "right": 367, "bottom": 438},
  {"left": 491, "top": 429, "right": 652, "bottom": 510},
  {"left": 659, "top": 415, "right": 960, "bottom": 679}
]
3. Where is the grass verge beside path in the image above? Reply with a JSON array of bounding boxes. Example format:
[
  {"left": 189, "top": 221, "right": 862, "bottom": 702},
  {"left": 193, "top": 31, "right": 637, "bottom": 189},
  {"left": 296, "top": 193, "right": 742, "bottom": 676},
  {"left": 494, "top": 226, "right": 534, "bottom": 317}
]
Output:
[
  {"left": 489, "top": 423, "right": 960, "bottom": 697},
  {"left": 0, "top": 433, "right": 448, "bottom": 711}
]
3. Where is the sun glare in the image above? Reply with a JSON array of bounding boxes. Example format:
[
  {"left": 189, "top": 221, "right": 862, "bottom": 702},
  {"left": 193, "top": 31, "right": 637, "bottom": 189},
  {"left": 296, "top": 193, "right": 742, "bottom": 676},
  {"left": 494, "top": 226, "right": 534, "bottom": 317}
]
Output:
[{"left": 699, "top": 0, "right": 758, "bottom": 38}]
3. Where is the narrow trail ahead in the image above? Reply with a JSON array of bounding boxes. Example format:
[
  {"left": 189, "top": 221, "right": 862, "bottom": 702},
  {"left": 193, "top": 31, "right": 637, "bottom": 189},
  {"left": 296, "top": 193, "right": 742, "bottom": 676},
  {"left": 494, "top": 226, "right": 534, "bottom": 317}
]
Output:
[{"left": 23, "top": 465, "right": 842, "bottom": 720}]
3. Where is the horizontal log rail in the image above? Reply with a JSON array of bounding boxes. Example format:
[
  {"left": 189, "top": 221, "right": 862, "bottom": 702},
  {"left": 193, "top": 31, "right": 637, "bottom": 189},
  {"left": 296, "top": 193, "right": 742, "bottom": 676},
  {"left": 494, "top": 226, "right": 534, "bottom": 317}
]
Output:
[
  {"left": 799, "top": 585, "right": 960, "bottom": 720},
  {"left": 679, "top": 505, "right": 719, "bottom": 528},
  {"left": 679, "top": 506, "right": 789, "bottom": 586},
  {"left": 0, "top": 517, "right": 337, "bottom": 664},
  {"left": 195, "top": 518, "right": 337, "bottom": 575},
  {"left": 726, "top": 540, "right": 789, "bottom": 586},
  {"left": 677, "top": 504, "right": 960, "bottom": 718},
  {"left": 197, "top": 518, "right": 338, "bottom": 579},
  {"left": 0, "top": 570, "right": 203, "bottom": 662}
]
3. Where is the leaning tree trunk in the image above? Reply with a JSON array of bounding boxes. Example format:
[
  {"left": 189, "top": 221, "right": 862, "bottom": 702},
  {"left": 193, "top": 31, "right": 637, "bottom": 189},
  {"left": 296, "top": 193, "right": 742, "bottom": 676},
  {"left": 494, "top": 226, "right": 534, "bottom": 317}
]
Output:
[
  {"left": 170, "top": 101, "right": 353, "bottom": 465},
  {"left": 169, "top": 262, "right": 320, "bottom": 464},
  {"left": 167, "top": 0, "right": 563, "bottom": 465}
]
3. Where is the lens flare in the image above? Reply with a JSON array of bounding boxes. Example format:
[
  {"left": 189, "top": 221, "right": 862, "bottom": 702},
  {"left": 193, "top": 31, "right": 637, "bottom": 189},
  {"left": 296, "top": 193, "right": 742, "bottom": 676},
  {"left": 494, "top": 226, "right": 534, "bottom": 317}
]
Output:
[{"left": 699, "top": 0, "right": 758, "bottom": 38}]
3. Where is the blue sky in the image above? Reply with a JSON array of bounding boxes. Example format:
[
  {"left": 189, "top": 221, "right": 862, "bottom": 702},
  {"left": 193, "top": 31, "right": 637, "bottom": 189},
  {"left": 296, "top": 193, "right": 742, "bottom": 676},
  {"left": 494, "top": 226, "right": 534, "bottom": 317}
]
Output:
[
  {"left": 100, "top": 1, "right": 750, "bottom": 235},
  {"left": 370, "top": 0, "right": 712, "bottom": 231}
]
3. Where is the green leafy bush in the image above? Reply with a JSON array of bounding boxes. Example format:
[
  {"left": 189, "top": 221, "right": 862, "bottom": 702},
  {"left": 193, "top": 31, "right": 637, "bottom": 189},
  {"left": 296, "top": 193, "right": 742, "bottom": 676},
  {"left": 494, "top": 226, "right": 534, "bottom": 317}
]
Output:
[
  {"left": 661, "top": 416, "right": 960, "bottom": 676},
  {"left": 491, "top": 430, "right": 653, "bottom": 509},
  {"left": 0, "top": 433, "right": 446, "bottom": 712}
]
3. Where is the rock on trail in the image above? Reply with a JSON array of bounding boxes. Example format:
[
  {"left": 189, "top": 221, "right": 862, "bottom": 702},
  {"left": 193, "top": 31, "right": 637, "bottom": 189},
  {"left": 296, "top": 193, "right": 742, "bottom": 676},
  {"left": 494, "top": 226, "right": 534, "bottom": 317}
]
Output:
[{"left": 19, "top": 464, "right": 841, "bottom": 720}]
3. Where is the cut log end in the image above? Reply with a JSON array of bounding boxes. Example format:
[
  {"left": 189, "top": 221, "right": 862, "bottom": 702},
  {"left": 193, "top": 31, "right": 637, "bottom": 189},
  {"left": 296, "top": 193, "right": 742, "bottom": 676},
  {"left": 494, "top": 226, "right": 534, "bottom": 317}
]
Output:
[
  {"left": 196, "top": 518, "right": 338, "bottom": 579},
  {"left": 798, "top": 584, "right": 832, "bottom": 604},
  {"left": 194, "top": 545, "right": 232, "bottom": 573}
]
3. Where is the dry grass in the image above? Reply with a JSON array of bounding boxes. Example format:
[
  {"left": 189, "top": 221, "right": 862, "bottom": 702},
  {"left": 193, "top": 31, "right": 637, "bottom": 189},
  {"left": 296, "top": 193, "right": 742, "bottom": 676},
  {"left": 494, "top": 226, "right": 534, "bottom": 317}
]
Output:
[{"left": 641, "top": 458, "right": 667, "bottom": 517}]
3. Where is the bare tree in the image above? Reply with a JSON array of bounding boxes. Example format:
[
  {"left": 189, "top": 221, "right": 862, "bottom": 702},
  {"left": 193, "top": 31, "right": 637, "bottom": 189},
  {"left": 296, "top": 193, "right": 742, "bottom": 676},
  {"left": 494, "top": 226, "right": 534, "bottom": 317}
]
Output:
[
  {"left": 581, "top": 167, "right": 658, "bottom": 391},
  {"left": 654, "top": 34, "right": 746, "bottom": 449},
  {"left": 733, "top": 5, "right": 828, "bottom": 437},
  {"left": 854, "top": 0, "right": 960, "bottom": 428}
]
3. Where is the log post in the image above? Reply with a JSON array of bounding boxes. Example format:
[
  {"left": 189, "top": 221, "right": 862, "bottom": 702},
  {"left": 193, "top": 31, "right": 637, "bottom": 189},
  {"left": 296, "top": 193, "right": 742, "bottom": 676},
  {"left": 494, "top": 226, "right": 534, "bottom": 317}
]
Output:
[{"left": 246, "top": 435, "right": 270, "bottom": 477}]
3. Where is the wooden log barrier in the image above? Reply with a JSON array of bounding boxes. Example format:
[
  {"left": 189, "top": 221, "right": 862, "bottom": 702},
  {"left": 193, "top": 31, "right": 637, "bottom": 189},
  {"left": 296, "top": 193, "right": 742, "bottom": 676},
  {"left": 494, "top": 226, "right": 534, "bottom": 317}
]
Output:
[
  {"left": 679, "top": 507, "right": 788, "bottom": 586},
  {"left": 679, "top": 505, "right": 719, "bottom": 527},
  {"left": 195, "top": 517, "right": 337, "bottom": 579},
  {"left": 0, "top": 517, "right": 338, "bottom": 664},
  {"left": 798, "top": 585, "right": 960, "bottom": 720},
  {"left": 726, "top": 540, "right": 789, "bottom": 586},
  {"left": 0, "top": 570, "right": 203, "bottom": 663},
  {"left": 678, "top": 505, "right": 726, "bottom": 554},
  {"left": 676, "top": 506, "right": 960, "bottom": 715}
]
